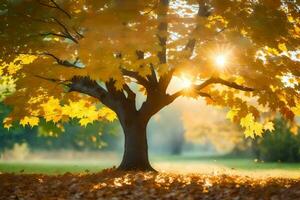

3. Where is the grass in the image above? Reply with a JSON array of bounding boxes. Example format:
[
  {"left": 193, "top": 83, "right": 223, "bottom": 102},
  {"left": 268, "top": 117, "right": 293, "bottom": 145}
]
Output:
[
  {"left": 153, "top": 155, "right": 300, "bottom": 170},
  {"left": 1, "top": 155, "right": 300, "bottom": 177},
  {"left": 0, "top": 160, "right": 115, "bottom": 174}
]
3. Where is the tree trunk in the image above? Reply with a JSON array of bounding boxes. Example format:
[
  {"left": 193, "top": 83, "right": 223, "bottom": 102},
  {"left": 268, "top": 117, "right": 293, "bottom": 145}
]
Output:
[{"left": 117, "top": 116, "right": 155, "bottom": 171}]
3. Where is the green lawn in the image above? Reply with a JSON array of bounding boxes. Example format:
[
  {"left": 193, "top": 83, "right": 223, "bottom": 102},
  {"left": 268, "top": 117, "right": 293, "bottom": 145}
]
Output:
[
  {"left": 0, "top": 160, "right": 115, "bottom": 174},
  {"left": 153, "top": 155, "right": 300, "bottom": 170},
  {"left": 1, "top": 155, "right": 300, "bottom": 177}
]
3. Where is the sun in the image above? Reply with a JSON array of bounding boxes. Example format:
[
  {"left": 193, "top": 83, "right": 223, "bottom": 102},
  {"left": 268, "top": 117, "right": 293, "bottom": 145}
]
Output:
[
  {"left": 215, "top": 54, "right": 227, "bottom": 68},
  {"left": 180, "top": 75, "right": 193, "bottom": 89},
  {"left": 208, "top": 44, "right": 233, "bottom": 69}
]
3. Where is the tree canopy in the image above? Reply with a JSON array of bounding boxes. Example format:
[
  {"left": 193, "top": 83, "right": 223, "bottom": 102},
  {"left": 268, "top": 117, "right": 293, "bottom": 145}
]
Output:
[{"left": 1, "top": 0, "right": 300, "bottom": 138}]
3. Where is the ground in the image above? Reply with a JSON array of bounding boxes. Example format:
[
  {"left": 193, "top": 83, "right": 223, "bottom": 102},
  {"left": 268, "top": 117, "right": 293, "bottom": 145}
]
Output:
[
  {"left": 1, "top": 169, "right": 300, "bottom": 200},
  {"left": 1, "top": 155, "right": 300, "bottom": 199},
  {"left": 1, "top": 155, "right": 300, "bottom": 178}
]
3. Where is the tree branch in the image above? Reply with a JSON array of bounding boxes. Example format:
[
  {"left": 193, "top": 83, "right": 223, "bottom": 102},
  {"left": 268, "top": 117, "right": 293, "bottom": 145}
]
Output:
[
  {"left": 121, "top": 68, "right": 149, "bottom": 89},
  {"left": 184, "top": 1, "right": 211, "bottom": 55},
  {"left": 9, "top": 52, "right": 82, "bottom": 69},
  {"left": 38, "top": 0, "right": 72, "bottom": 19},
  {"left": 156, "top": 0, "right": 169, "bottom": 64},
  {"left": 147, "top": 64, "right": 158, "bottom": 85},
  {"left": 167, "top": 76, "right": 254, "bottom": 103},
  {"left": 123, "top": 84, "right": 136, "bottom": 101},
  {"left": 33, "top": 74, "right": 69, "bottom": 86},
  {"left": 68, "top": 76, "right": 108, "bottom": 101},
  {"left": 195, "top": 77, "right": 255, "bottom": 92},
  {"left": 168, "top": 89, "right": 212, "bottom": 103},
  {"left": 43, "top": 52, "right": 82, "bottom": 68},
  {"left": 33, "top": 75, "right": 108, "bottom": 101},
  {"left": 73, "top": 27, "right": 84, "bottom": 39},
  {"left": 159, "top": 68, "right": 175, "bottom": 91},
  {"left": 40, "top": 32, "right": 76, "bottom": 42},
  {"left": 33, "top": 74, "right": 125, "bottom": 111},
  {"left": 51, "top": 17, "right": 78, "bottom": 43}
]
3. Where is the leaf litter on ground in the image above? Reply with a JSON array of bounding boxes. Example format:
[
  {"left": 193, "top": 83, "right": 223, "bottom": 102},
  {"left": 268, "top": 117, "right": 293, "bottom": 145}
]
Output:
[{"left": 1, "top": 168, "right": 300, "bottom": 200}]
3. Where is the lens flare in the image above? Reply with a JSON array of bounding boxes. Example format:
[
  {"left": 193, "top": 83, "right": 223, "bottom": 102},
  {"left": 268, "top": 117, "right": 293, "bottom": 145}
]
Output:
[
  {"left": 215, "top": 54, "right": 227, "bottom": 67},
  {"left": 180, "top": 76, "right": 192, "bottom": 88},
  {"left": 207, "top": 44, "right": 233, "bottom": 70}
]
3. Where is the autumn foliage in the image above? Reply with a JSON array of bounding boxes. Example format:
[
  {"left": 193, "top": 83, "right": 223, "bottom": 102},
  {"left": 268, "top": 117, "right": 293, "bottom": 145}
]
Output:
[{"left": 0, "top": 0, "right": 300, "bottom": 170}]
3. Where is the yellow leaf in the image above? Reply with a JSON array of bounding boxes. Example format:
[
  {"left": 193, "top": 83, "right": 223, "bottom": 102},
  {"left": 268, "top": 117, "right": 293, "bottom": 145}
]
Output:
[
  {"left": 41, "top": 97, "right": 62, "bottom": 122},
  {"left": 278, "top": 43, "right": 287, "bottom": 52},
  {"left": 98, "top": 107, "right": 117, "bottom": 122},
  {"left": 291, "top": 125, "right": 298, "bottom": 135},
  {"left": 264, "top": 122, "right": 275, "bottom": 132},
  {"left": 79, "top": 118, "right": 92, "bottom": 127},
  {"left": 20, "top": 116, "right": 39, "bottom": 127},
  {"left": 62, "top": 100, "right": 87, "bottom": 119},
  {"left": 253, "top": 122, "right": 263, "bottom": 136},
  {"left": 240, "top": 113, "right": 254, "bottom": 128},
  {"left": 292, "top": 106, "right": 300, "bottom": 116},
  {"left": 226, "top": 109, "right": 239, "bottom": 122},
  {"left": 244, "top": 128, "right": 255, "bottom": 138},
  {"left": 3, "top": 117, "right": 13, "bottom": 129}
]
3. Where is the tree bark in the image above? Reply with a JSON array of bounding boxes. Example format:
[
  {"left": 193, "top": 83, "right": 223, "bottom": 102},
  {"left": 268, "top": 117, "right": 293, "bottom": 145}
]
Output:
[{"left": 117, "top": 115, "right": 155, "bottom": 171}]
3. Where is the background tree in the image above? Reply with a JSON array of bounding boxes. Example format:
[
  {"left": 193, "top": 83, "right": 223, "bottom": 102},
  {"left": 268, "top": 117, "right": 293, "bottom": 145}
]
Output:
[
  {"left": 254, "top": 118, "right": 300, "bottom": 162},
  {"left": 181, "top": 100, "right": 243, "bottom": 153},
  {"left": 1, "top": 0, "right": 300, "bottom": 171},
  {"left": 0, "top": 102, "right": 122, "bottom": 155}
]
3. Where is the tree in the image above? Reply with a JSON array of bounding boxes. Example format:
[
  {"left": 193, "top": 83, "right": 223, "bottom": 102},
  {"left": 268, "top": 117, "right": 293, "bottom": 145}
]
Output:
[
  {"left": 181, "top": 100, "right": 243, "bottom": 153},
  {"left": 0, "top": 0, "right": 300, "bottom": 171},
  {"left": 255, "top": 118, "right": 300, "bottom": 162}
]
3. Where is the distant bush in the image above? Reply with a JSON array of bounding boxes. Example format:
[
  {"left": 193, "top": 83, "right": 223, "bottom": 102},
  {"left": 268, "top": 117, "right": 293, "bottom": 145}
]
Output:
[
  {"left": 1, "top": 143, "right": 30, "bottom": 160},
  {"left": 255, "top": 118, "right": 300, "bottom": 162}
]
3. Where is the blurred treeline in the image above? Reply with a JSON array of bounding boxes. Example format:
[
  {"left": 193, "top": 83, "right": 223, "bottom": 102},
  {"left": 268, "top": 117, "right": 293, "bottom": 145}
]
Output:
[
  {"left": 230, "top": 118, "right": 300, "bottom": 162},
  {"left": 253, "top": 118, "right": 300, "bottom": 162},
  {"left": 0, "top": 103, "right": 123, "bottom": 153},
  {"left": 2, "top": 102, "right": 300, "bottom": 163}
]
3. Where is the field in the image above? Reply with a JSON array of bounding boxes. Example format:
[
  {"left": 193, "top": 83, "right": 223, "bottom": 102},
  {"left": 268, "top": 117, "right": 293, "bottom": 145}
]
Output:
[
  {"left": 2, "top": 155, "right": 300, "bottom": 178},
  {"left": 2, "top": 155, "right": 300, "bottom": 199}
]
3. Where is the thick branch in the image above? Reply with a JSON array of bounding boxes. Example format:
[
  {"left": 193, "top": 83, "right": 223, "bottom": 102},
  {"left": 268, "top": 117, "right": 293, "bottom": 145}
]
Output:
[
  {"left": 34, "top": 75, "right": 108, "bottom": 103},
  {"left": 184, "top": 1, "right": 211, "bottom": 55},
  {"left": 156, "top": 0, "right": 169, "bottom": 64},
  {"left": 168, "top": 89, "right": 211, "bottom": 103},
  {"left": 155, "top": 1, "right": 175, "bottom": 93},
  {"left": 104, "top": 79, "right": 127, "bottom": 101},
  {"left": 167, "top": 76, "right": 254, "bottom": 103},
  {"left": 159, "top": 68, "right": 174, "bottom": 91},
  {"left": 121, "top": 68, "right": 149, "bottom": 88},
  {"left": 135, "top": 50, "right": 158, "bottom": 84},
  {"left": 147, "top": 64, "right": 158, "bottom": 85},
  {"left": 123, "top": 84, "right": 136, "bottom": 101},
  {"left": 68, "top": 76, "right": 108, "bottom": 101}
]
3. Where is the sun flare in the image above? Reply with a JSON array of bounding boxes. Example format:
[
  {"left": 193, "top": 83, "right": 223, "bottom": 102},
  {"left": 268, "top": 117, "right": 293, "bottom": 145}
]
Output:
[
  {"left": 180, "top": 75, "right": 193, "bottom": 89},
  {"left": 215, "top": 54, "right": 227, "bottom": 68}
]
